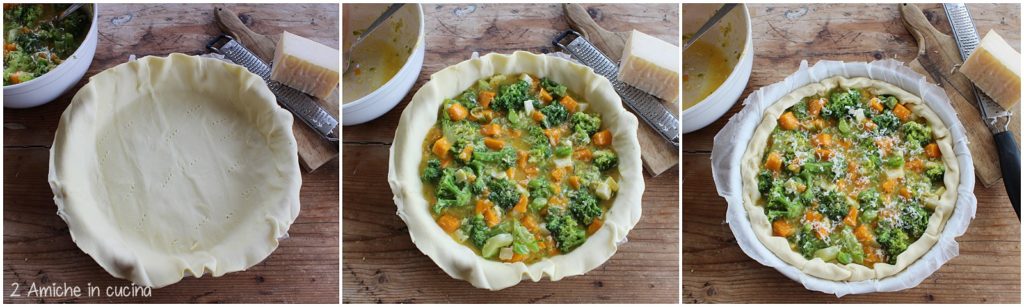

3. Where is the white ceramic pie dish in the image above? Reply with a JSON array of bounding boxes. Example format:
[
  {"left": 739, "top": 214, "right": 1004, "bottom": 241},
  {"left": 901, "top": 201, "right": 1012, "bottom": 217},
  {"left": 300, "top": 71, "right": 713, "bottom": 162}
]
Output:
[
  {"left": 49, "top": 54, "right": 302, "bottom": 288},
  {"left": 387, "top": 51, "right": 645, "bottom": 290},
  {"left": 3, "top": 4, "right": 99, "bottom": 109},
  {"left": 711, "top": 60, "right": 976, "bottom": 296}
]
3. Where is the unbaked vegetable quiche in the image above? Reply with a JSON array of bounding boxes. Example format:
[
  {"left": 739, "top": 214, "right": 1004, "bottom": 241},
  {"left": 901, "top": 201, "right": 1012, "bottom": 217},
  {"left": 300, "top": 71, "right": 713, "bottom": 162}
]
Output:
[
  {"left": 388, "top": 51, "right": 643, "bottom": 290},
  {"left": 420, "top": 73, "right": 620, "bottom": 263},
  {"left": 742, "top": 76, "right": 959, "bottom": 281}
]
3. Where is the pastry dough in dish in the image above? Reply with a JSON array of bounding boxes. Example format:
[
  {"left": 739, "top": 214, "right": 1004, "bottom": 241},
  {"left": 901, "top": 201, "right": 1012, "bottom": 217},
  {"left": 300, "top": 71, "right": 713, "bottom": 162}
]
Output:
[
  {"left": 741, "top": 76, "right": 959, "bottom": 281},
  {"left": 48, "top": 53, "right": 301, "bottom": 288},
  {"left": 388, "top": 51, "right": 644, "bottom": 290}
]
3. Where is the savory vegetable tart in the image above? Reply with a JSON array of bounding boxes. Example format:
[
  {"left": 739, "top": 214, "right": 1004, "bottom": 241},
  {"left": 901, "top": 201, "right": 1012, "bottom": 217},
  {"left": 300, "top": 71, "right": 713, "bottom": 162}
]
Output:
[
  {"left": 388, "top": 51, "right": 644, "bottom": 290},
  {"left": 741, "top": 76, "right": 960, "bottom": 281}
]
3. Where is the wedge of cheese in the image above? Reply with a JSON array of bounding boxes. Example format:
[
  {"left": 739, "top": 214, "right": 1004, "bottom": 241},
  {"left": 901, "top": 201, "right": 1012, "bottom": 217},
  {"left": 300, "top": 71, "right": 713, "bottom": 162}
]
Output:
[
  {"left": 618, "top": 30, "right": 681, "bottom": 102},
  {"left": 271, "top": 31, "right": 340, "bottom": 100},
  {"left": 959, "top": 29, "right": 1021, "bottom": 110}
]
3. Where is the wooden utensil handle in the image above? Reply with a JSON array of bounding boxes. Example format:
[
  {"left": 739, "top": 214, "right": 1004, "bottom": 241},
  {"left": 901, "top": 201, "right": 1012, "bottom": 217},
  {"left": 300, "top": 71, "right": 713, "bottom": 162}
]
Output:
[{"left": 215, "top": 6, "right": 276, "bottom": 61}]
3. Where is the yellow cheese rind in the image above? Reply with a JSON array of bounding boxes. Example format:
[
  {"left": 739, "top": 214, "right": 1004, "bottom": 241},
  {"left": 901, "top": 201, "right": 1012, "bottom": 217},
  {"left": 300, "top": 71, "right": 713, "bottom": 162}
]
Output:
[
  {"left": 271, "top": 31, "right": 340, "bottom": 99},
  {"left": 959, "top": 29, "right": 1021, "bottom": 110},
  {"left": 617, "top": 30, "right": 681, "bottom": 102}
]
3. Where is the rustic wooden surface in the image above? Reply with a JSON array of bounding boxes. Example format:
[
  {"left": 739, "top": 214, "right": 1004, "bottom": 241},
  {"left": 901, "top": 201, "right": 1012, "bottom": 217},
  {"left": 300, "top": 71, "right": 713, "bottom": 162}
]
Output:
[
  {"left": 3, "top": 4, "right": 339, "bottom": 303},
  {"left": 682, "top": 3, "right": 1021, "bottom": 303},
  {"left": 342, "top": 3, "right": 679, "bottom": 303}
]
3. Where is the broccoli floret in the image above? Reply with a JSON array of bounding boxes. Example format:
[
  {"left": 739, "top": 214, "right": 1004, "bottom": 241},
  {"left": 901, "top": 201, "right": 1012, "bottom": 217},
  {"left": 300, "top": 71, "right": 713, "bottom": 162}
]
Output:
[
  {"left": 491, "top": 80, "right": 530, "bottom": 113},
  {"left": 797, "top": 224, "right": 827, "bottom": 258},
  {"left": 880, "top": 95, "right": 899, "bottom": 110},
  {"left": 574, "top": 164, "right": 603, "bottom": 188},
  {"left": 525, "top": 125, "right": 550, "bottom": 147},
  {"left": 433, "top": 168, "right": 472, "bottom": 213},
  {"left": 872, "top": 112, "right": 901, "bottom": 133},
  {"left": 571, "top": 112, "right": 602, "bottom": 136},
  {"left": 527, "top": 178, "right": 552, "bottom": 201},
  {"left": 487, "top": 177, "right": 520, "bottom": 211},
  {"left": 817, "top": 188, "right": 848, "bottom": 221},
  {"left": 527, "top": 145, "right": 552, "bottom": 166},
  {"left": 545, "top": 208, "right": 586, "bottom": 253},
  {"left": 593, "top": 150, "right": 618, "bottom": 172},
  {"left": 569, "top": 189, "right": 602, "bottom": 225},
  {"left": 876, "top": 224, "right": 910, "bottom": 264},
  {"left": 421, "top": 159, "right": 443, "bottom": 183},
  {"left": 569, "top": 129, "right": 591, "bottom": 145},
  {"left": 461, "top": 214, "right": 490, "bottom": 248},
  {"left": 454, "top": 89, "right": 479, "bottom": 109},
  {"left": 540, "top": 102, "right": 569, "bottom": 128},
  {"left": 473, "top": 147, "right": 517, "bottom": 169},
  {"left": 791, "top": 100, "right": 810, "bottom": 120},
  {"left": 440, "top": 118, "right": 480, "bottom": 153},
  {"left": 540, "top": 77, "right": 567, "bottom": 99},
  {"left": 902, "top": 121, "right": 932, "bottom": 146},
  {"left": 757, "top": 170, "right": 776, "bottom": 196},
  {"left": 825, "top": 88, "right": 862, "bottom": 119},
  {"left": 901, "top": 203, "right": 930, "bottom": 238},
  {"left": 925, "top": 161, "right": 945, "bottom": 183},
  {"left": 857, "top": 188, "right": 881, "bottom": 211},
  {"left": 764, "top": 179, "right": 803, "bottom": 221}
]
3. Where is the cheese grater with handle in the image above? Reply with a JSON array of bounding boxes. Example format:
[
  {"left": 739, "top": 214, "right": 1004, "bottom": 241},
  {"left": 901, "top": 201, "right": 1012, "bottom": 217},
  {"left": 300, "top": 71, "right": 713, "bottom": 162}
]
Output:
[
  {"left": 943, "top": 3, "right": 1020, "bottom": 218},
  {"left": 553, "top": 30, "right": 680, "bottom": 148},
  {"left": 208, "top": 35, "right": 339, "bottom": 143}
]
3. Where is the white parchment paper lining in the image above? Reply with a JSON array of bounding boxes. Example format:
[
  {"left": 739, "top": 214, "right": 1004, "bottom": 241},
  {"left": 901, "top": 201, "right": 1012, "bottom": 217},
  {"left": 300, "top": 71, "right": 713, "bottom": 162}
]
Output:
[{"left": 710, "top": 60, "right": 977, "bottom": 296}]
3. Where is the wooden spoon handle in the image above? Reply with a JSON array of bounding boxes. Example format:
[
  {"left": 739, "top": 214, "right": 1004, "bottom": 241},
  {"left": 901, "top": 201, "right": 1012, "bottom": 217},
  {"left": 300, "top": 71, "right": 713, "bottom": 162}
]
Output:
[{"left": 214, "top": 6, "right": 277, "bottom": 62}]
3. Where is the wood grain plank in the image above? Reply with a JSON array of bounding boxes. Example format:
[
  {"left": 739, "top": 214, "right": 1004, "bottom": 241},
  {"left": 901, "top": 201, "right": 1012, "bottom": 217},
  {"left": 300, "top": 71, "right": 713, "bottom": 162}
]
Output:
[
  {"left": 342, "top": 144, "right": 679, "bottom": 303},
  {"left": 682, "top": 152, "right": 1020, "bottom": 303},
  {"left": 3, "top": 4, "right": 339, "bottom": 303}
]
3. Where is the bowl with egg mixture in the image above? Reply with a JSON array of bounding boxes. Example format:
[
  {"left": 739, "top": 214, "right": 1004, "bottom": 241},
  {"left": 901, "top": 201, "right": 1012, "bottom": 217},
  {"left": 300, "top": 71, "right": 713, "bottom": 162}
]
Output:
[
  {"left": 341, "top": 3, "right": 425, "bottom": 125},
  {"left": 681, "top": 4, "right": 752, "bottom": 133}
]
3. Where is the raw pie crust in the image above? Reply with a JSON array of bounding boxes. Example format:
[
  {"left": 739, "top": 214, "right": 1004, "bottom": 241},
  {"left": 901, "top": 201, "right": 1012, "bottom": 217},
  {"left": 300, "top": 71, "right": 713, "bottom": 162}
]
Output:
[
  {"left": 388, "top": 51, "right": 645, "bottom": 290},
  {"left": 741, "top": 77, "right": 960, "bottom": 281},
  {"left": 49, "top": 54, "right": 302, "bottom": 288}
]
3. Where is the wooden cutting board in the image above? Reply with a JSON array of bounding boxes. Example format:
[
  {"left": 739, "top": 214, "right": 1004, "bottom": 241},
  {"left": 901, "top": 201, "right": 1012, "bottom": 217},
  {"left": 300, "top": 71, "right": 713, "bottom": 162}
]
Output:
[
  {"left": 215, "top": 6, "right": 339, "bottom": 172},
  {"left": 563, "top": 3, "right": 679, "bottom": 176},
  {"left": 900, "top": 3, "right": 1021, "bottom": 187}
]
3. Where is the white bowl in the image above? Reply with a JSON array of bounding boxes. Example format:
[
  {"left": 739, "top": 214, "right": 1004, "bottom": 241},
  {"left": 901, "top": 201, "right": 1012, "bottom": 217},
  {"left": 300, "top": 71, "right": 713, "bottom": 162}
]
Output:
[
  {"left": 682, "top": 4, "right": 753, "bottom": 134},
  {"left": 341, "top": 4, "right": 425, "bottom": 126},
  {"left": 3, "top": 4, "right": 99, "bottom": 109}
]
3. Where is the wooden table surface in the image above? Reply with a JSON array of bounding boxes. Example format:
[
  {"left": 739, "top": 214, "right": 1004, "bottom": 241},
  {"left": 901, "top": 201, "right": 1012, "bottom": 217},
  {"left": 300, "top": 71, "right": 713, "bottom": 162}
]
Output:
[
  {"left": 3, "top": 4, "right": 339, "bottom": 303},
  {"left": 342, "top": 3, "right": 679, "bottom": 303},
  {"left": 682, "top": 3, "right": 1021, "bottom": 303}
]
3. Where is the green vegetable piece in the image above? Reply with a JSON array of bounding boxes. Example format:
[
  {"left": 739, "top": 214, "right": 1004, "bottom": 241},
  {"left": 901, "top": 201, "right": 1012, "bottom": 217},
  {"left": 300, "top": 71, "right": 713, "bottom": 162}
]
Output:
[
  {"left": 491, "top": 80, "right": 530, "bottom": 113},
  {"left": 481, "top": 233, "right": 513, "bottom": 258},
  {"left": 569, "top": 189, "right": 602, "bottom": 225},
  {"left": 554, "top": 145, "right": 572, "bottom": 157},
  {"left": 540, "top": 102, "right": 569, "bottom": 128},
  {"left": 487, "top": 178, "right": 520, "bottom": 211},
  {"left": 545, "top": 208, "right": 586, "bottom": 253},
  {"left": 540, "top": 77, "right": 567, "bottom": 99},
  {"left": 593, "top": 150, "right": 618, "bottom": 172},
  {"left": 570, "top": 112, "right": 602, "bottom": 136}
]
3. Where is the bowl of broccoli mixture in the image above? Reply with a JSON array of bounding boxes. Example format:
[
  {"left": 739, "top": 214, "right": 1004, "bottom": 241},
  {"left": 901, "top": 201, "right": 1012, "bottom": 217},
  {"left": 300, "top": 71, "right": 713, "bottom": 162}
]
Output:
[{"left": 3, "top": 3, "right": 97, "bottom": 108}]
